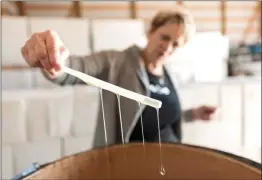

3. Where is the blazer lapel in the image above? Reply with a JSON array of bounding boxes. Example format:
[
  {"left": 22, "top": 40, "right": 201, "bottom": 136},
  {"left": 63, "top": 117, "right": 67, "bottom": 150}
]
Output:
[
  {"left": 136, "top": 65, "right": 150, "bottom": 93},
  {"left": 128, "top": 45, "right": 150, "bottom": 95}
]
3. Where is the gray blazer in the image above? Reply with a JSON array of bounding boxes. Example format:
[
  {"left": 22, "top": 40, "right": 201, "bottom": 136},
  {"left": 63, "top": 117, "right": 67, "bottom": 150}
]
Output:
[{"left": 43, "top": 45, "right": 193, "bottom": 148}]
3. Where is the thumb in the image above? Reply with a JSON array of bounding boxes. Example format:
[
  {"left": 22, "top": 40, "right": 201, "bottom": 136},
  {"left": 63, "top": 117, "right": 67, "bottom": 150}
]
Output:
[{"left": 55, "top": 46, "right": 69, "bottom": 71}]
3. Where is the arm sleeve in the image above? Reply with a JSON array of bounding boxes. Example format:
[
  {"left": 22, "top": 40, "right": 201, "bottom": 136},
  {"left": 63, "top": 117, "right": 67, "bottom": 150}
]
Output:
[{"left": 182, "top": 109, "right": 194, "bottom": 122}]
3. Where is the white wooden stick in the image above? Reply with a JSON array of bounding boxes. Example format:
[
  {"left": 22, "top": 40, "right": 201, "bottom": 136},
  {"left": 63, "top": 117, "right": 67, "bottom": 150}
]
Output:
[{"left": 62, "top": 67, "right": 162, "bottom": 108}]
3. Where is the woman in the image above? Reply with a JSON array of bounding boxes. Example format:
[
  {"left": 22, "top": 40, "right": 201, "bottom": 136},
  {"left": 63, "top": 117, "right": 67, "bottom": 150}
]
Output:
[{"left": 21, "top": 7, "right": 217, "bottom": 148}]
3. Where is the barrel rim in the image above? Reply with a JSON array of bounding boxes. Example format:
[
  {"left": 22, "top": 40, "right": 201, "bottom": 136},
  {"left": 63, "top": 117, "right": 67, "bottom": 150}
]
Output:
[{"left": 23, "top": 142, "right": 261, "bottom": 179}]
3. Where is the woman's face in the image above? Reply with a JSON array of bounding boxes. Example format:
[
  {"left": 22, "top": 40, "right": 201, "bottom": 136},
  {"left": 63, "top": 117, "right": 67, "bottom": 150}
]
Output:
[{"left": 146, "top": 23, "right": 185, "bottom": 63}]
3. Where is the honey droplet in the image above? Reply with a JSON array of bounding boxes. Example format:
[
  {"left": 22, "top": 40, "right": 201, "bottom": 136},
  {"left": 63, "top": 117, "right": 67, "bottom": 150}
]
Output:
[{"left": 160, "top": 165, "right": 166, "bottom": 176}]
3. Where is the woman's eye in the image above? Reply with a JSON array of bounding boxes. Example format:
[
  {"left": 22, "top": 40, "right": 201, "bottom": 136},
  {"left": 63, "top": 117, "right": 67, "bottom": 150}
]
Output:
[
  {"left": 161, "top": 35, "right": 170, "bottom": 41},
  {"left": 173, "top": 42, "right": 178, "bottom": 47}
]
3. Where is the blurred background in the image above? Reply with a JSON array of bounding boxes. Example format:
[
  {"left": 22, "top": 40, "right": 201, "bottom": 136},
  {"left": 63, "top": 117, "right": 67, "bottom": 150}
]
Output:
[{"left": 1, "top": 1, "right": 261, "bottom": 179}]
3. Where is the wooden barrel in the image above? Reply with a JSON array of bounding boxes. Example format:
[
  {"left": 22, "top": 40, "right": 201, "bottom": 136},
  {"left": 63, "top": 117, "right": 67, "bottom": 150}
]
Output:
[{"left": 25, "top": 143, "right": 261, "bottom": 179}]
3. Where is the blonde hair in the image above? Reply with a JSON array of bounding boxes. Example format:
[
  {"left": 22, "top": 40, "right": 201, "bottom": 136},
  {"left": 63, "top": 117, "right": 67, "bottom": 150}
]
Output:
[{"left": 149, "top": 6, "right": 196, "bottom": 43}]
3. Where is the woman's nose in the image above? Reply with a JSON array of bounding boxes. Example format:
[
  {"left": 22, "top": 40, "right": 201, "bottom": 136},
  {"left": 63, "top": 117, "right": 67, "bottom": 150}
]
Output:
[
  {"left": 160, "top": 42, "right": 168, "bottom": 50},
  {"left": 161, "top": 41, "right": 173, "bottom": 53}
]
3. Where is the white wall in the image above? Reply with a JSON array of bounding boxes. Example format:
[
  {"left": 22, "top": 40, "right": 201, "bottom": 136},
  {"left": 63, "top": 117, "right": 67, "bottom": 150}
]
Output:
[{"left": 5, "top": 1, "right": 259, "bottom": 44}]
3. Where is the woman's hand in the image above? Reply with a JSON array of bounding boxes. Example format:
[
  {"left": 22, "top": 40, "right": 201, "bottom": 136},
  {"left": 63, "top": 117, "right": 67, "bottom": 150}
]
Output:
[
  {"left": 192, "top": 105, "right": 218, "bottom": 121},
  {"left": 21, "top": 30, "right": 69, "bottom": 76}
]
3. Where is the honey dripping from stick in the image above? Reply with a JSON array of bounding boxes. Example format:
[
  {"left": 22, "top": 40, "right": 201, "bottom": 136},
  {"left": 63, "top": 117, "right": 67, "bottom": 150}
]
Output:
[
  {"left": 156, "top": 108, "right": 165, "bottom": 176},
  {"left": 117, "top": 94, "right": 125, "bottom": 144},
  {"left": 117, "top": 94, "right": 127, "bottom": 161},
  {"left": 99, "top": 89, "right": 111, "bottom": 178}
]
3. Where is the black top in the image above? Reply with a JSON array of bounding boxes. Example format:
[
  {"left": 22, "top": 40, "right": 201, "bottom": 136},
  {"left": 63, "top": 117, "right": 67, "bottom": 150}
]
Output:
[{"left": 129, "top": 69, "right": 182, "bottom": 142}]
